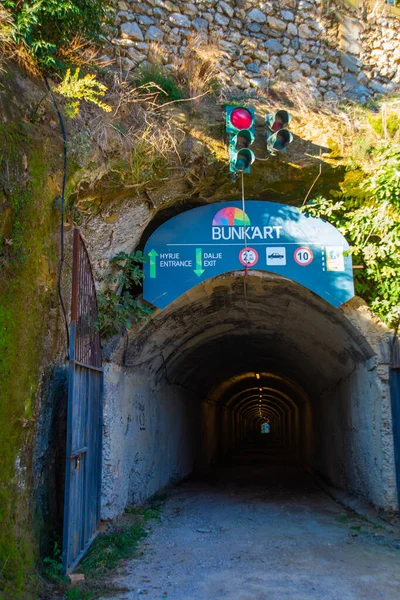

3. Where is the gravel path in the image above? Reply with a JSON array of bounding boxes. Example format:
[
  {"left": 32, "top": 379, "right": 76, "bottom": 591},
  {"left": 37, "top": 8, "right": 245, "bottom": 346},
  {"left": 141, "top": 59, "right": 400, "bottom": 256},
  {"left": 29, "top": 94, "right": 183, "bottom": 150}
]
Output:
[{"left": 102, "top": 446, "right": 400, "bottom": 600}]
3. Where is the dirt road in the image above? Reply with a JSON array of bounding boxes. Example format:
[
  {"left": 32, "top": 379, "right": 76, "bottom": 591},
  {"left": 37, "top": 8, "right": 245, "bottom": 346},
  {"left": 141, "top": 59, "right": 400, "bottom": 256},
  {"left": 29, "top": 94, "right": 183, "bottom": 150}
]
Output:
[{"left": 103, "top": 444, "right": 400, "bottom": 600}]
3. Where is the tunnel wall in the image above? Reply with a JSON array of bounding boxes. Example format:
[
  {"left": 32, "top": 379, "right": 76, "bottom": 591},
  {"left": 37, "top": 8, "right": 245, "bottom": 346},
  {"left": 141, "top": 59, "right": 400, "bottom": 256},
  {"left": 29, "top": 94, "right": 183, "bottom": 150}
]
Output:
[
  {"left": 101, "top": 364, "right": 248, "bottom": 517},
  {"left": 313, "top": 360, "right": 398, "bottom": 513},
  {"left": 101, "top": 276, "right": 397, "bottom": 518},
  {"left": 101, "top": 364, "right": 201, "bottom": 519}
]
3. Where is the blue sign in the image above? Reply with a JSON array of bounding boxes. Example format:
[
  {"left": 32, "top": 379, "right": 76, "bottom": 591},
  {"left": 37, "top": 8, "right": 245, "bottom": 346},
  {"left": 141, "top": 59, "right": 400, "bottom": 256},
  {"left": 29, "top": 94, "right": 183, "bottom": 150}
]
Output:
[{"left": 143, "top": 201, "right": 354, "bottom": 309}]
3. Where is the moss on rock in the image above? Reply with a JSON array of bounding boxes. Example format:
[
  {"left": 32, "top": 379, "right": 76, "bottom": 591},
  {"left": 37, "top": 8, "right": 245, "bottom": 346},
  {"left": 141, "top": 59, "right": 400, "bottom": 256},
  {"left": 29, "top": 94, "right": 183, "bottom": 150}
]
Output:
[{"left": 0, "top": 94, "right": 62, "bottom": 595}]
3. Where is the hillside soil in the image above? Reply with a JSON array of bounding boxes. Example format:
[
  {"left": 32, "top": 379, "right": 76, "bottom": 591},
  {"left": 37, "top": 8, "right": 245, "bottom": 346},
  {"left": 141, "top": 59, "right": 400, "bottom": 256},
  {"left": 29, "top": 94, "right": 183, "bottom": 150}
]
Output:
[{"left": 99, "top": 444, "right": 400, "bottom": 600}]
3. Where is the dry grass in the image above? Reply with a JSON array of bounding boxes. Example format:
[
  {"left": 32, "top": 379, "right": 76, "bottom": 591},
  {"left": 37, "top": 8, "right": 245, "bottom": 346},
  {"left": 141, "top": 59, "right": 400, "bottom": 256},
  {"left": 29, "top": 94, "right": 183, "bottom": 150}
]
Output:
[
  {"left": 0, "top": 7, "right": 110, "bottom": 77},
  {"left": 0, "top": 5, "right": 40, "bottom": 76},
  {"left": 58, "top": 35, "right": 114, "bottom": 71},
  {"left": 176, "top": 34, "right": 224, "bottom": 109},
  {"left": 70, "top": 71, "right": 186, "bottom": 191},
  {"left": 0, "top": 5, "right": 15, "bottom": 63}
]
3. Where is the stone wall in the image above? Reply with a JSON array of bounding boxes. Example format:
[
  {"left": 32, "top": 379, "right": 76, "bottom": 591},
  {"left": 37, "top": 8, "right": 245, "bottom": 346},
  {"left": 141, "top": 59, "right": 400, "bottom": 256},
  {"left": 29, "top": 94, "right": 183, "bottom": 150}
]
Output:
[{"left": 105, "top": 0, "right": 400, "bottom": 103}]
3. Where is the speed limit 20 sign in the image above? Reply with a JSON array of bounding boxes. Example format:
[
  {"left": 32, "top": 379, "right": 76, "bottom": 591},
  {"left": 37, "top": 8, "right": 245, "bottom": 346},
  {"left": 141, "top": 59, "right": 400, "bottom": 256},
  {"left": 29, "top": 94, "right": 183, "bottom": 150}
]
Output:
[{"left": 294, "top": 246, "right": 313, "bottom": 266}]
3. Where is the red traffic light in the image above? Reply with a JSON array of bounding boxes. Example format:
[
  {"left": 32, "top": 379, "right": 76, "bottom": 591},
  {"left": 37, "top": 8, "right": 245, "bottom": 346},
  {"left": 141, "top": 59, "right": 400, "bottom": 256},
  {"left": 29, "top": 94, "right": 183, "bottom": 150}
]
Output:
[{"left": 230, "top": 108, "right": 253, "bottom": 130}]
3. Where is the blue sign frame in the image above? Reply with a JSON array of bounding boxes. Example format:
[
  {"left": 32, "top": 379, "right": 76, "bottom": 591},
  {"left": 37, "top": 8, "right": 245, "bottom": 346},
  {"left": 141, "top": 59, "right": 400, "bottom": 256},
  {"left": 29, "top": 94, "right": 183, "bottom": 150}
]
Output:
[{"left": 143, "top": 201, "right": 354, "bottom": 309}]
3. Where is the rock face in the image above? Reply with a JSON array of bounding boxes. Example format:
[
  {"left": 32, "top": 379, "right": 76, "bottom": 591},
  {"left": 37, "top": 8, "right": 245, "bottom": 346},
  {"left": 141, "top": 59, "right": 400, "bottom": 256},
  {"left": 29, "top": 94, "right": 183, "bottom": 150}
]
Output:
[{"left": 108, "top": 0, "right": 400, "bottom": 103}]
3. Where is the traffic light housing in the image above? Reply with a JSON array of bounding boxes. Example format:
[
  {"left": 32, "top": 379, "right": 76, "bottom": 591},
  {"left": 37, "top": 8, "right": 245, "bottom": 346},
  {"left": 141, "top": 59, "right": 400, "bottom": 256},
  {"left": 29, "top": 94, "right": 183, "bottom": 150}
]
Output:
[
  {"left": 225, "top": 106, "right": 256, "bottom": 173},
  {"left": 265, "top": 109, "right": 293, "bottom": 154}
]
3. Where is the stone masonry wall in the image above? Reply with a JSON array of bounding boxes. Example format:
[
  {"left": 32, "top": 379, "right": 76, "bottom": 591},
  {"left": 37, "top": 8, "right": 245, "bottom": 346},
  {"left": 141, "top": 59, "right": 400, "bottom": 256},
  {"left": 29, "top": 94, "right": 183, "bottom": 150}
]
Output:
[{"left": 104, "top": 0, "right": 400, "bottom": 103}]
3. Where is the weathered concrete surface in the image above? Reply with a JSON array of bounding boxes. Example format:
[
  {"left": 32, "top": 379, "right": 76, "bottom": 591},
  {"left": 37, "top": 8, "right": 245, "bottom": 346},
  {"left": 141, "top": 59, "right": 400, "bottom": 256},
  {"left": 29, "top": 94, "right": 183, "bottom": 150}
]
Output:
[
  {"left": 101, "top": 365, "right": 201, "bottom": 519},
  {"left": 316, "top": 361, "right": 398, "bottom": 514},
  {"left": 102, "top": 273, "right": 397, "bottom": 519},
  {"left": 100, "top": 447, "right": 400, "bottom": 600}
]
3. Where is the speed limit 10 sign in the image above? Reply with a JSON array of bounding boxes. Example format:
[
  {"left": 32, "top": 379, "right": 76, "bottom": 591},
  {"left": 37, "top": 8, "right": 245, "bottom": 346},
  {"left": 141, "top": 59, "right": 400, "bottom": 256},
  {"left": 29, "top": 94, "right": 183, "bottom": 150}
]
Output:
[{"left": 294, "top": 246, "right": 313, "bottom": 266}]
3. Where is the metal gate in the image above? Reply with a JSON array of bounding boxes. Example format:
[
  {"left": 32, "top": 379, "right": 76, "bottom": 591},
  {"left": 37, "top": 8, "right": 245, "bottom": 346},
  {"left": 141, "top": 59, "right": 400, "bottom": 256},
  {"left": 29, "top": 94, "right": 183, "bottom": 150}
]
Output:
[
  {"left": 63, "top": 228, "right": 103, "bottom": 573},
  {"left": 390, "top": 333, "right": 400, "bottom": 510}
]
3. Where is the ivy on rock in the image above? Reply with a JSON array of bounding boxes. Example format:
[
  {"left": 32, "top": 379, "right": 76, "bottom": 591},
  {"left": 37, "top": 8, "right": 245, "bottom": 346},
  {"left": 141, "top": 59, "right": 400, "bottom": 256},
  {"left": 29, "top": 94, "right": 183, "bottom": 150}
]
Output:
[{"left": 97, "top": 251, "right": 153, "bottom": 340}]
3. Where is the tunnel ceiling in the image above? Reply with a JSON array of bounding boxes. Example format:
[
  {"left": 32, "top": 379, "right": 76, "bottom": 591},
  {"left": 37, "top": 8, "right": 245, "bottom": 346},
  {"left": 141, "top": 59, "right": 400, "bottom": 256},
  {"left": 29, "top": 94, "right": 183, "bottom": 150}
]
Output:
[{"left": 124, "top": 272, "right": 374, "bottom": 411}]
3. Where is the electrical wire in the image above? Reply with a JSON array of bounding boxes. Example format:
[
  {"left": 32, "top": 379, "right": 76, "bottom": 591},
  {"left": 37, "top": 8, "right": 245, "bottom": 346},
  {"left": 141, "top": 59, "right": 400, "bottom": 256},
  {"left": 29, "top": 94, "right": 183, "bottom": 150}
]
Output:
[
  {"left": 241, "top": 171, "right": 249, "bottom": 310},
  {"left": 44, "top": 77, "right": 70, "bottom": 354}
]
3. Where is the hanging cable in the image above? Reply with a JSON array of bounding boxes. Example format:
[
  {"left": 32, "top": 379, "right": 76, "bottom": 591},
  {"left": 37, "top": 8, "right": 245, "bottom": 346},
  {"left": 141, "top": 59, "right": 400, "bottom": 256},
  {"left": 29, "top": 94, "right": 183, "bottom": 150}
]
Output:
[
  {"left": 241, "top": 171, "right": 249, "bottom": 311},
  {"left": 44, "top": 77, "right": 70, "bottom": 354}
]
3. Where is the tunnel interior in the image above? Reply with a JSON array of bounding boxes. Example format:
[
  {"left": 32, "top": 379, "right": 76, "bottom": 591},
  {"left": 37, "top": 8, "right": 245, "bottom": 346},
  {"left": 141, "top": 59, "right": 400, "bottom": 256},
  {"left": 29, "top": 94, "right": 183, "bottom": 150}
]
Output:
[{"left": 101, "top": 272, "right": 398, "bottom": 519}]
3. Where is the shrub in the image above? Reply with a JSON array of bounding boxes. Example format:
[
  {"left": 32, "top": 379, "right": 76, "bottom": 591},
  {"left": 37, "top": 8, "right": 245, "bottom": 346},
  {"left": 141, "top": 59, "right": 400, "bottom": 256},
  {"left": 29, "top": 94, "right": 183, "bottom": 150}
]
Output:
[
  {"left": 303, "top": 144, "right": 400, "bottom": 326},
  {"left": 97, "top": 251, "right": 153, "bottom": 339},
  {"left": 1, "top": 0, "right": 110, "bottom": 72},
  {"left": 135, "top": 66, "right": 184, "bottom": 103},
  {"left": 57, "top": 67, "right": 112, "bottom": 116}
]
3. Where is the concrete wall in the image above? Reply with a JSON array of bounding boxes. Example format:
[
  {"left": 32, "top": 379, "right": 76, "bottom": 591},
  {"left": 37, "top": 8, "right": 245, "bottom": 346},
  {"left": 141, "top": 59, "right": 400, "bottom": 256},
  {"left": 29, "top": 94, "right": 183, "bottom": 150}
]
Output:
[
  {"left": 101, "top": 364, "right": 201, "bottom": 519},
  {"left": 101, "top": 364, "right": 246, "bottom": 517},
  {"left": 314, "top": 361, "right": 398, "bottom": 513},
  {"left": 100, "top": 282, "right": 397, "bottom": 519},
  {"left": 195, "top": 400, "right": 219, "bottom": 471},
  {"left": 101, "top": 351, "right": 398, "bottom": 519}
]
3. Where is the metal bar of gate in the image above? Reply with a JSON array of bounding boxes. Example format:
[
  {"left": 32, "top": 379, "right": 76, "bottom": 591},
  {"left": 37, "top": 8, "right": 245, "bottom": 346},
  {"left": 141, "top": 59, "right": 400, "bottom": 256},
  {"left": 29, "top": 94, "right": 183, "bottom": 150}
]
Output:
[
  {"left": 62, "top": 229, "right": 103, "bottom": 574},
  {"left": 390, "top": 335, "right": 400, "bottom": 510}
]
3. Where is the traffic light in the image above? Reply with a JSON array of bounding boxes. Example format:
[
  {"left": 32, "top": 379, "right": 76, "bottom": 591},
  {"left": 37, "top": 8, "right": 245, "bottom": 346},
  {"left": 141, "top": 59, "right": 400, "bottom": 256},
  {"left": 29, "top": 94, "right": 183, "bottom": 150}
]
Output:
[
  {"left": 225, "top": 106, "right": 256, "bottom": 173},
  {"left": 265, "top": 109, "right": 293, "bottom": 154}
]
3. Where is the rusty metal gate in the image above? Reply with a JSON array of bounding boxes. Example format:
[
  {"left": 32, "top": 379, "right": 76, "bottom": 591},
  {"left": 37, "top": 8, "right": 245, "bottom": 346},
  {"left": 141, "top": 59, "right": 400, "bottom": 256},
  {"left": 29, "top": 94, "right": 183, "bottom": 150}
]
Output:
[{"left": 62, "top": 228, "right": 103, "bottom": 573}]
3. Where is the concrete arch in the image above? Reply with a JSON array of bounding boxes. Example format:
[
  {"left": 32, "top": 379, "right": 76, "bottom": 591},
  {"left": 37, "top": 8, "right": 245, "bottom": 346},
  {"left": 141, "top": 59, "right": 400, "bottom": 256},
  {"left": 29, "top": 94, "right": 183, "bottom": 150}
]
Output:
[{"left": 101, "top": 272, "right": 397, "bottom": 519}]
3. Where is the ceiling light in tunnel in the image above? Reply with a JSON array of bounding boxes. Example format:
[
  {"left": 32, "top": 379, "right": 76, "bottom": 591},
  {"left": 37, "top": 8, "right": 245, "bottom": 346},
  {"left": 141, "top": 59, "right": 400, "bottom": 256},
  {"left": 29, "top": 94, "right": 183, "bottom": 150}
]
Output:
[{"left": 255, "top": 373, "right": 260, "bottom": 380}]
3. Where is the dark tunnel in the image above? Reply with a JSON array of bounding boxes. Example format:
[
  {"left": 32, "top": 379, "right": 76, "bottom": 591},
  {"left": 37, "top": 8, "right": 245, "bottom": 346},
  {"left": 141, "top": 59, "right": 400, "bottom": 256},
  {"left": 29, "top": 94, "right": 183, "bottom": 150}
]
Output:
[{"left": 101, "top": 272, "right": 398, "bottom": 518}]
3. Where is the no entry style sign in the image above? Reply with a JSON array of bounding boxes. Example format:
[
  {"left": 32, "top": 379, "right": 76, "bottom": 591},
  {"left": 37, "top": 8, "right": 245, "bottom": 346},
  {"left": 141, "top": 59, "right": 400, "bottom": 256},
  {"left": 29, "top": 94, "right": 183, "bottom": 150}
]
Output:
[{"left": 143, "top": 201, "right": 354, "bottom": 310}]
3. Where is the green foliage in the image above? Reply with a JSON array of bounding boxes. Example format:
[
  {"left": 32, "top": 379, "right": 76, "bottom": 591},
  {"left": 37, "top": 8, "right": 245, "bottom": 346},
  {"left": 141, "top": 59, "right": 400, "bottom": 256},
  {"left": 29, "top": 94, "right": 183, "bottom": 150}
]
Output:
[
  {"left": 66, "top": 587, "right": 95, "bottom": 600},
  {"left": 304, "top": 144, "right": 400, "bottom": 325},
  {"left": 346, "top": 137, "right": 374, "bottom": 171},
  {"left": 3, "top": 0, "right": 110, "bottom": 72},
  {"left": 125, "top": 504, "right": 162, "bottom": 522},
  {"left": 79, "top": 522, "right": 147, "bottom": 577},
  {"left": 97, "top": 251, "right": 153, "bottom": 339},
  {"left": 57, "top": 68, "right": 112, "bottom": 117},
  {"left": 42, "top": 541, "right": 65, "bottom": 584},
  {"left": 367, "top": 112, "right": 400, "bottom": 139},
  {"left": 136, "top": 66, "right": 184, "bottom": 103}
]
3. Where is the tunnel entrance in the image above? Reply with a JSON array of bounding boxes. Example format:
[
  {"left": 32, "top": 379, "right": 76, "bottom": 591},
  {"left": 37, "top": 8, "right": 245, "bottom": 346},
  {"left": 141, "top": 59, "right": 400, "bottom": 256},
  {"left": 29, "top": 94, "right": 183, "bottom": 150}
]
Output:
[{"left": 101, "top": 271, "right": 398, "bottom": 519}]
